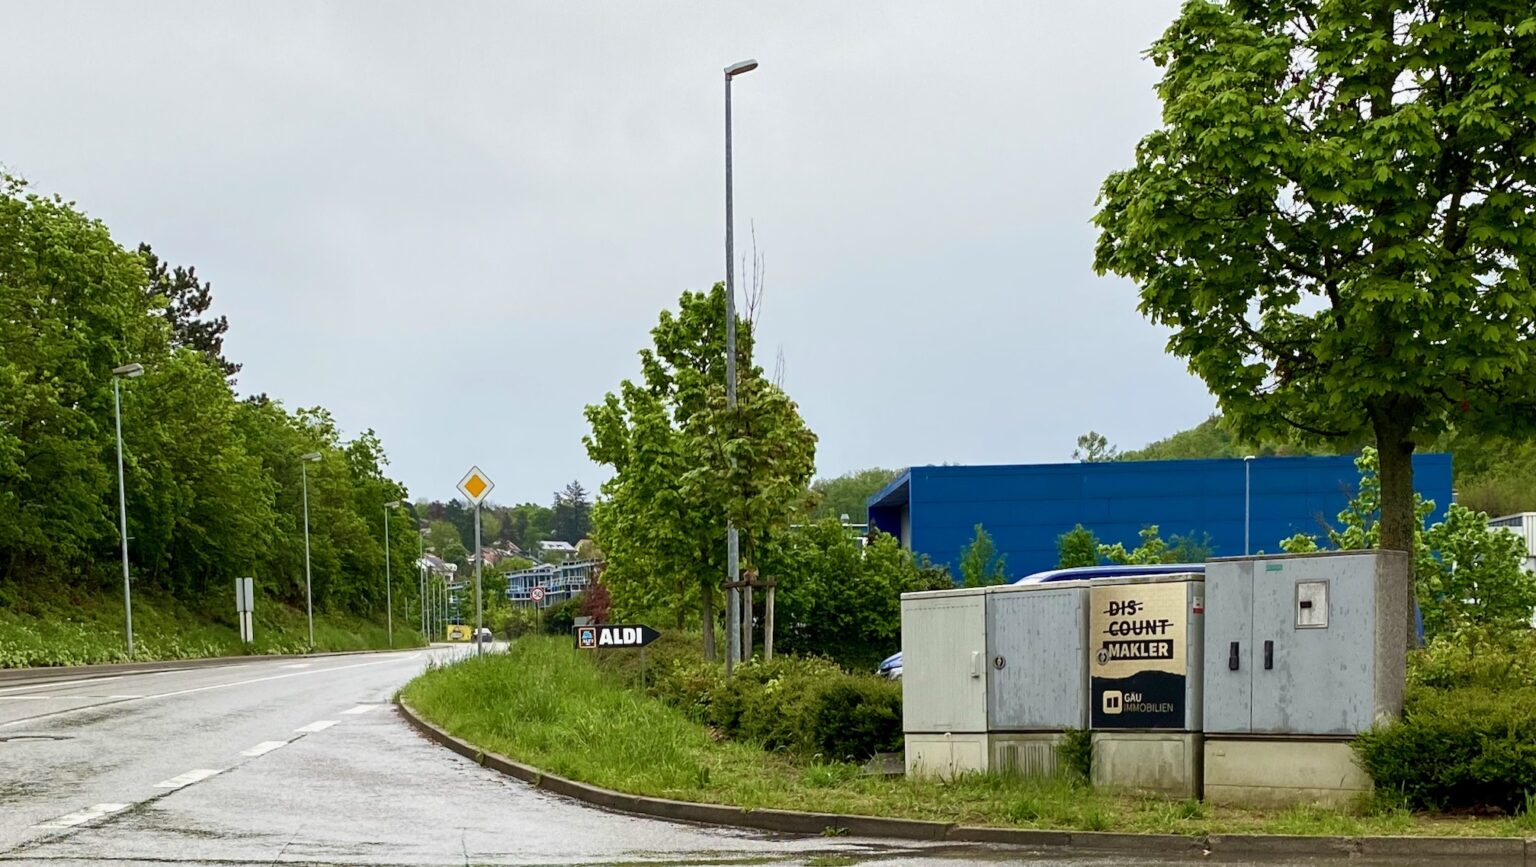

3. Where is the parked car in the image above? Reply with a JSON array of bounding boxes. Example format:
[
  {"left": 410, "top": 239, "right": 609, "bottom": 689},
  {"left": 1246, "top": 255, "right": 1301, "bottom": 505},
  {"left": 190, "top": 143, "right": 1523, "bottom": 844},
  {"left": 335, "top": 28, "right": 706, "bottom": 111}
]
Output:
[
  {"left": 471, "top": 627, "right": 494, "bottom": 644},
  {"left": 876, "top": 651, "right": 903, "bottom": 680}
]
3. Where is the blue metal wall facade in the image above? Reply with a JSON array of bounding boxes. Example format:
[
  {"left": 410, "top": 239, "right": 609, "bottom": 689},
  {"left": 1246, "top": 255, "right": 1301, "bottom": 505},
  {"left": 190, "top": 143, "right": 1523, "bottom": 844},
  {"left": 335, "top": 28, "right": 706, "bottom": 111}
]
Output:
[{"left": 868, "top": 455, "right": 1454, "bottom": 581}]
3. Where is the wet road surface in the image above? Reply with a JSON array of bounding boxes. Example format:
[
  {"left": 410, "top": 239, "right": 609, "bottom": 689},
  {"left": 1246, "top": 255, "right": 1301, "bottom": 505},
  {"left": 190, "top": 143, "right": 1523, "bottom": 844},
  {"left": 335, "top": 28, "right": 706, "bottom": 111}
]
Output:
[{"left": 0, "top": 647, "right": 1442, "bottom": 866}]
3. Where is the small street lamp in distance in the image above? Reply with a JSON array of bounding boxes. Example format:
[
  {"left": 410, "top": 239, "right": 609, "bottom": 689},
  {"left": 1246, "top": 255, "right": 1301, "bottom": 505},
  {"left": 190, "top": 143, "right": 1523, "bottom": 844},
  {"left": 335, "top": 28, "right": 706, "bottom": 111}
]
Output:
[
  {"left": 723, "top": 56, "right": 757, "bottom": 674},
  {"left": 384, "top": 499, "right": 408, "bottom": 649},
  {"left": 112, "top": 362, "right": 144, "bottom": 658},
  {"left": 300, "top": 451, "right": 322, "bottom": 650}
]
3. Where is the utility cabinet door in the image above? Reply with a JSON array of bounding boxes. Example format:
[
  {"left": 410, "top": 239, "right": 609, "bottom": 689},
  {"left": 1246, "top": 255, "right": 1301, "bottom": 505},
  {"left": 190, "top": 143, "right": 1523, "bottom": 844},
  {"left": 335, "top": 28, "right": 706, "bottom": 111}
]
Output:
[
  {"left": 1202, "top": 560, "right": 1254, "bottom": 734},
  {"left": 902, "top": 593, "right": 988, "bottom": 733},
  {"left": 1251, "top": 557, "right": 1376, "bottom": 735},
  {"left": 986, "top": 586, "right": 1088, "bottom": 730}
]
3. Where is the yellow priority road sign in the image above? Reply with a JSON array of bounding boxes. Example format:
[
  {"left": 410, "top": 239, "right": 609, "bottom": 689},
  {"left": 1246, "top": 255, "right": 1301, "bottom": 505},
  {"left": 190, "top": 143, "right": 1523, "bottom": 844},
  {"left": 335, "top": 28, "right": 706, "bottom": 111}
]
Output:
[{"left": 457, "top": 466, "right": 495, "bottom": 505}]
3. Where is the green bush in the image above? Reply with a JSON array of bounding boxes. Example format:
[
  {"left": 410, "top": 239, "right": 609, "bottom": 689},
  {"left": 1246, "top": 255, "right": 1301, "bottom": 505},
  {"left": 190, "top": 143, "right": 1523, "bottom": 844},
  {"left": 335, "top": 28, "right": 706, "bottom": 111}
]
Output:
[
  {"left": 1408, "top": 627, "right": 1536, "bottom": 692},
  {"left": 1057, "top": 728, "right": 1093, "bottom": 781},
  {"left": 1355, "top": 686, "right": 1536, "bottom": 813},
  {"left": 543, "top": 596, "right": 582, "bottom": 635},
  {"left": 649, "top": 653, "right": 901, "bottom": 761}
]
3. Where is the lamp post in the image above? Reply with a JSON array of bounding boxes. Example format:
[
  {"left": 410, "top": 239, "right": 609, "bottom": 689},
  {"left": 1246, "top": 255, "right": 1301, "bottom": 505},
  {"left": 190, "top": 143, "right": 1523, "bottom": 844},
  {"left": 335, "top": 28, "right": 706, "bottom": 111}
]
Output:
[
  {"left": 418, "top": 521, "right": 427, "bottom": 640},
  {"left": 1244, "top": 455, "right": 1256, "bottom": 555},
  {"left": 384, "top": 500, "right": 406, "bottom": 648},
  {"left": 111, "top": 362, "right": 144, "bottom": 658},
  {"left": 300, "top": 452, "right": 322, "bottom": 650},
  {"left": 724, "top": 57, "right": 757, "bottom": 674}
]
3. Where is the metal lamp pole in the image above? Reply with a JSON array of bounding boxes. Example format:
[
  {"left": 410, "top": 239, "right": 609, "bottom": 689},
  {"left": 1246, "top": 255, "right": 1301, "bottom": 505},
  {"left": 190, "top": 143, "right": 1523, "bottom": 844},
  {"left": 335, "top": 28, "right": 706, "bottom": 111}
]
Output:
[
  {"left": 1244, "top": 455, "right": 1256, "bottom": 555},
  {"left": 111, "top": 362, "right": 144, "bottom": 658},
  {"left": 384, "top": 501, "right": 405, "bottom": 648},
  {"left": 300, "top": 452, "right": 322, "bottom": 650},
  {"left": 724, "top": 57, "right": 757, "bottom": 674}
]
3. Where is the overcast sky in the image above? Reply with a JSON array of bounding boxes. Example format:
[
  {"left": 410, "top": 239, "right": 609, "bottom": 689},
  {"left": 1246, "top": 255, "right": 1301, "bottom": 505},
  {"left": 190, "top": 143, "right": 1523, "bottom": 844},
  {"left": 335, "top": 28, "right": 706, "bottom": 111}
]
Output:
[{"left": 3, "top": 1, "right": 1214, "bottom": 506}]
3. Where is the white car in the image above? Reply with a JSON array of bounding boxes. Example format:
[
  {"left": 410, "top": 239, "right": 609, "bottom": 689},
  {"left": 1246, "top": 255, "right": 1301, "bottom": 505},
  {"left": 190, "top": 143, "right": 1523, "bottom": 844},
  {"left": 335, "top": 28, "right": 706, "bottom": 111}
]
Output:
[{"left": 471, "top": 627, "right": 494, "bottom": 644}]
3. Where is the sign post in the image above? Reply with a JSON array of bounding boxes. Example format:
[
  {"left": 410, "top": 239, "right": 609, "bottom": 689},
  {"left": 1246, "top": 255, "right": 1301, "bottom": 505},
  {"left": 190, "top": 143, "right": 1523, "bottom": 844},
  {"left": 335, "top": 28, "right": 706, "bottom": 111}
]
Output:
[
  {"left": 234, "top": 577, "right": 255, "bottom": 645},
  {"left": 457, "top": 466, "right": 495, "bottom": 656},
  {"left": 575, "top": 624, "right": 660, "bottom": 685}
]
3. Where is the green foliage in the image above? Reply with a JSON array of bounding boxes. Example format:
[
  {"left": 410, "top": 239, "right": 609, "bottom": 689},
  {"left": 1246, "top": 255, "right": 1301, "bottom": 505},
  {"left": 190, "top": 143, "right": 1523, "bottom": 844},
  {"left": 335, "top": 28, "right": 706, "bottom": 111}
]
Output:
[
  {"left": 758, "top": 520, "right": 952, "bottom": 667},
  {"left": 1094, "top": 0, "right": 1536, "bottom": 615},
  {"left": 542, "top": 595, "right": 583, "bottom": 635},
  {"left": 1057, "top": 729, "right": 1094, "bottom": 782},
  {"left": 585, "top": 286, "right": 817, "bottom": 656},
  {"left": 0, "top": 173, "right": 419, "bottom": 629},
  {"left": 959, "top": 524, "right": 1009, "bottom": 587},
  {"left": 551, "top": 480, "right": 593, "bottom": 543},
  {"left": 1355, "top": 687, "right": 1536, "bottom": 814},
  {"left": 1099, "top": 526, "right": 1171, "bottom": 565},
  {"left": 1295, "top": 448, "right": 1535, "bottom": 639},
  {"left": 650, "top": 654, "right": 902, "bottom": 761},
  {"left": 809, "top": 467, "right": 899, "bottom": 524},
  {"left": 1121, "top": 414, "right": 1333, "bottom": 462},
  {"left": 1057, "top": 524, "right": 1101, "bottom": 568},
  {"left": 1073, "top": 431, "right": 1119, "bottom": 463},
  {"left": 1408, "top": 628, "right": 1536, "bottom": 693}
]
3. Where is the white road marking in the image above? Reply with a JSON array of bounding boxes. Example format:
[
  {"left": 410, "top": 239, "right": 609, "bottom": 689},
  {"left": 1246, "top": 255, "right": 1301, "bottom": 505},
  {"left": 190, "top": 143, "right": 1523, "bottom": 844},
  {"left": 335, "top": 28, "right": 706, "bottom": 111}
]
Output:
[
  {"left": 279, "top": 663, "right": 311, "bottom": 669},
  {"left": 37, "top": 803, "right": 129, "bottom": 828},
  {"left": 154, "top": 768, "right": 222, "bottom": 789},
  {"left": 0, "top": 695, "right": 53, "bottom": 701},
  {"left": 294, "top": 720, "right": 337, "bottom": 733},
  {"left": 0, "top": 656, "right": 415, "bottom": 729},
  {"left": 0, "top": 675, "right": 129, "bottom": 695},
  {"left": 104, "top": 694, "right": 142, "bottom": 699},
  {"left": 340, "top": 704, "right": 379, "bottom": 715},
  {"left": 240, "top": 740, "right": 290, "bottom": 757}
]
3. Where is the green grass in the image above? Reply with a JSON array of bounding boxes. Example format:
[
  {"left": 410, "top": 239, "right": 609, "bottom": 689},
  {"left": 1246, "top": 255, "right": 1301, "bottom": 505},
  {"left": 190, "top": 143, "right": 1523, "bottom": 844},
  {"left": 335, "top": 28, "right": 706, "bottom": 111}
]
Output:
[
  {"left": 402, "top": 636, "right": 1534, "bottom": 838},
  {"left": 0, "top": 591, "right": 423, "bottom": 668}
]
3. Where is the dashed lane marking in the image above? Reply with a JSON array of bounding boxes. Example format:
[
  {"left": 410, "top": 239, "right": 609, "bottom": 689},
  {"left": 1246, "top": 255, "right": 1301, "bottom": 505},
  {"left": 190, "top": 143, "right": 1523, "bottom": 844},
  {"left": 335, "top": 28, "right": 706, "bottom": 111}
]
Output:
[
  {"left": 240, "top": 740, "right": 290, "bottom": 757},
  {"left": 340, "top": 704, "right": 379, "bottom": 715},
  {"left": 294, "top": 720, "right": 337, "bottom": 733},
  {"left": 154, "top": 768, "right": 223, "bottom": 790},
  {"left": 36, "top": 803, "right": 129, "bottom": 829}
]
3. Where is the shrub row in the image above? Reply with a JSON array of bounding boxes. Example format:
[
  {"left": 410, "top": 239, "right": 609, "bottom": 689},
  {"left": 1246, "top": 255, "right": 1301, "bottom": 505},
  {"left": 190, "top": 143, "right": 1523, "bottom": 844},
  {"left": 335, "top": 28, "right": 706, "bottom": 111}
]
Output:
[
  {"left": 648, "top": 654, "right": 902, "bottom": 762},
  {"left": 1355, "top": 686, "right": 1536, "bottom": 814}
]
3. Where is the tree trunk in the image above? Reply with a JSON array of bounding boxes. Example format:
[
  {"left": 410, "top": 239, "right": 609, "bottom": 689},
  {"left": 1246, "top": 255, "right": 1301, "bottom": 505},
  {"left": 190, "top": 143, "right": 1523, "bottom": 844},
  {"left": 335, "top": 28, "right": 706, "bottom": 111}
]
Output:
[
  {"left": 700, "top": 580, "right": 717, "bottom": 661},
  {"left": 1372, "top": 406, "right": 1418, "bottom": 649}
]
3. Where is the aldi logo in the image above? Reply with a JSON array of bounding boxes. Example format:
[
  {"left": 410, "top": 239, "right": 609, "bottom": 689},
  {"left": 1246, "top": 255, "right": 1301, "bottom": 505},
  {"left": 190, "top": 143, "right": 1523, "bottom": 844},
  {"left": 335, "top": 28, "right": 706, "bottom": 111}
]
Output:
[{"left": 576, "top": 626, "right": 598, "bottom": 649}]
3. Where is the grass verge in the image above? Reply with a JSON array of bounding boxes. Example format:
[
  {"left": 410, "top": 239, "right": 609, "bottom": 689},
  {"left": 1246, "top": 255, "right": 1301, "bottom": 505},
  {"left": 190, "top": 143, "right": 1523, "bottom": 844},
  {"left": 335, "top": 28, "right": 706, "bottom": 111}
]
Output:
[
  {"left": 401, "top": 636, "right": 1532, "bottom": 838},
  {"left": 0, "top": 591, "right": 423, "bottom": 667}
]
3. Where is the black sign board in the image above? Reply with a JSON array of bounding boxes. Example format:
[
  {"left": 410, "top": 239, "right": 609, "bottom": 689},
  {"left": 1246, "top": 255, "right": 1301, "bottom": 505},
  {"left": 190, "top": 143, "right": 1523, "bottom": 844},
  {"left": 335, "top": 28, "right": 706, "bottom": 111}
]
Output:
[{"left": 574, "top": 624, "right": 660, "bottom": 650}]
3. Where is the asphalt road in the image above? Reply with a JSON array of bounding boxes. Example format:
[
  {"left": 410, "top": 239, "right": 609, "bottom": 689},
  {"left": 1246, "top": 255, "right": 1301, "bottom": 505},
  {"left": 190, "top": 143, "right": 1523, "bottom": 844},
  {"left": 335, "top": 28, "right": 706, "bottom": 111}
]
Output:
[{"left": 0, "top": 646, "right": 1442, "bottom": 866}]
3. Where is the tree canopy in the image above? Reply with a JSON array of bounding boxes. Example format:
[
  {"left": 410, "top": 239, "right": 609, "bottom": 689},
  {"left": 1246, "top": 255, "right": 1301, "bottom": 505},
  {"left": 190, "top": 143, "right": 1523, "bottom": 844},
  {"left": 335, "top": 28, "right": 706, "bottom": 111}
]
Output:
[{"left": 1094, "top": 1, "right": 1536, "bottom": 641}]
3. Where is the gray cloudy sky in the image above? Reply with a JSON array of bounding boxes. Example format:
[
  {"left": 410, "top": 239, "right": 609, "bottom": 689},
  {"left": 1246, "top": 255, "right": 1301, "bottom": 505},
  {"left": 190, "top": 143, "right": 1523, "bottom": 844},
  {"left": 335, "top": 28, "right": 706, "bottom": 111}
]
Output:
[{"left": 3, "top": 1, "right": 1213, "bottom": 506}]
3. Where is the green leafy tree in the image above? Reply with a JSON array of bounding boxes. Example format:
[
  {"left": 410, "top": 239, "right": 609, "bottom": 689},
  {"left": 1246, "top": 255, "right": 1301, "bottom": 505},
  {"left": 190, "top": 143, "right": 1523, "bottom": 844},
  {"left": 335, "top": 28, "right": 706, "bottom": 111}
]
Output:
[
  {"left": 810, "top": 467, "right": 900, "bottom": 523},
  {"left": 1094, "top": 1, "right": 1536, "bottom": 645},
  {"left": 1057, "top": 524, "right": 1102, "bottom": 568},
  {"left": 585, "top": 285, "right": 817, "bottom": 659},
  {"left": 1073, "top": 431, "right": 1119, "bottom": 463},
  {"left": 1099, "top": 525, "right": 1173, "bottom": 566},
  {"left": 958, "top": 524, "right": 1009, "bottom": 587}
]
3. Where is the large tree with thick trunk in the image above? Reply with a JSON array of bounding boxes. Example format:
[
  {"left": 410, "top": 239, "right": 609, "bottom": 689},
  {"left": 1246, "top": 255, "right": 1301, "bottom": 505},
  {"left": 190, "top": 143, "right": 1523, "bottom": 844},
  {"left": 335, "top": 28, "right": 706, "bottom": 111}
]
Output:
[{"left": 1094, "top": 0, "right": 1536, "bottom": 644}]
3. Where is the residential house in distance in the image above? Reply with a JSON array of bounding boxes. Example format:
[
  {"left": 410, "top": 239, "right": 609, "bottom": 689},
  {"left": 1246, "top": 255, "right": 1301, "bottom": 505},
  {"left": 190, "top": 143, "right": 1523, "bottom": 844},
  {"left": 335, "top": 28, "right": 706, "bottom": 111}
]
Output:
[
  {"left": 538, "top": 540, "right": 578, "bottom": 560},
  {"left": 505, "top": 560, "right": 601, "bottom": 609}
]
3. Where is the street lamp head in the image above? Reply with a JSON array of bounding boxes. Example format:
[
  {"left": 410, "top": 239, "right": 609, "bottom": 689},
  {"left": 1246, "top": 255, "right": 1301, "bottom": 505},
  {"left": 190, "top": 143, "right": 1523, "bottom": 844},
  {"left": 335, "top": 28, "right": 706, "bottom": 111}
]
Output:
[
  {"left": 301, "top": 452, "right": 322, "bottom": 463},
  {"left": 112, "top": 362, "right": 145, "bottom": 379},
  {"left": 725, "top": 59, "right": 758, "bottom": 77},
  {"left": 385, "top": 500, "right": 403, "bottom": 508},
  {"left": 1244, "top": 454, "right": 1257, "bottom": 461}
]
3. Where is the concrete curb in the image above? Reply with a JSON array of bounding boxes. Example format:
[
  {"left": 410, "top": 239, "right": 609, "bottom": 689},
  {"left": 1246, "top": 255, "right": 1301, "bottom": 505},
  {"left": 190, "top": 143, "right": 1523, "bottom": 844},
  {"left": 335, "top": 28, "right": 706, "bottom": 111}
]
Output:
[
  {"left": 396, "top": 698, "right": 1536, "bottom": 863},
  {"left": 0, "top": 644, "right": 434, "bottom": 687}
]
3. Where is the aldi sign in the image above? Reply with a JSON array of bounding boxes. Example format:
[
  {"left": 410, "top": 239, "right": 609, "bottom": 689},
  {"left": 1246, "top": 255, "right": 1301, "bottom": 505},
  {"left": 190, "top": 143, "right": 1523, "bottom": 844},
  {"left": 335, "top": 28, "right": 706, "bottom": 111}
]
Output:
[{"left": 574, "top": 624, "right": 660, "bottom": 650}]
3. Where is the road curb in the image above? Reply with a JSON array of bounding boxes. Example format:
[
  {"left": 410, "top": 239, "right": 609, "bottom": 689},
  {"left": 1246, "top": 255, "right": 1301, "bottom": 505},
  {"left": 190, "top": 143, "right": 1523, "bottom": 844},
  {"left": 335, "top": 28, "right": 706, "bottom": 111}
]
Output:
[{"left": 396, "top": 697, "right": 1536, "bottom": 863}]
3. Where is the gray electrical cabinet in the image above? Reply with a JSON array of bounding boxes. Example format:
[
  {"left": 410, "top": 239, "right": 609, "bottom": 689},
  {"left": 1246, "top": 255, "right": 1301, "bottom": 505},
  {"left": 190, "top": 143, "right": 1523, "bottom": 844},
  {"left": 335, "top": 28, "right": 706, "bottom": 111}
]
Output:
[
  {"left": 1202, "top": 550, "right": 1410, "bottom": 806},
  {"left": 1204, "top": 550, "right": 1408, "bottom": 736},
  {"left": 984, "top": 581, "right": 1090, "bottom": 731}
]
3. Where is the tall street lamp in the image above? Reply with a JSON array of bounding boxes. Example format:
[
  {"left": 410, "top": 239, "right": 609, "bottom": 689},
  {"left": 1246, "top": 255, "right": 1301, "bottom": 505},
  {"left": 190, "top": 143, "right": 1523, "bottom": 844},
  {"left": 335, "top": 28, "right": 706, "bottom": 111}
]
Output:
[
  {"left": 384, "top": 500, "right": 407, "bottom": 648},
  {"left": 111, "top": 362, "right": 144, "bottom": 658},
  {"left": 300, "top": 451, "right": 322, "bottom": 650},
  {"left": 1244, "top": 455, "right": 1257, "bottom": 555},
  {"left": 724, "top": 56, "right": 757, "bottom": 673}
]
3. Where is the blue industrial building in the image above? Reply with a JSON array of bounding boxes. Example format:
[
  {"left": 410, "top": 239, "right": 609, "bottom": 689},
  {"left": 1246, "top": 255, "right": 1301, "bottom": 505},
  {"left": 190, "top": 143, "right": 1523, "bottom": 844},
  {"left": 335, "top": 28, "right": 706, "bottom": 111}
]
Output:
[{"left": 867, "top": 455, "right": 1454, "bottom": 580}]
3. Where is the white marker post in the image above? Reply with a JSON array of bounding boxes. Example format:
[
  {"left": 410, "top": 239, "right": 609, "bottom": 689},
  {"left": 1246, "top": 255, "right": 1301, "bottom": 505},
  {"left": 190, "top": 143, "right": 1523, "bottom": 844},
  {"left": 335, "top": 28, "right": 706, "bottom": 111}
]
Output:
[{"left": 235, "top": 577, "right": 254, "bottom": 644}]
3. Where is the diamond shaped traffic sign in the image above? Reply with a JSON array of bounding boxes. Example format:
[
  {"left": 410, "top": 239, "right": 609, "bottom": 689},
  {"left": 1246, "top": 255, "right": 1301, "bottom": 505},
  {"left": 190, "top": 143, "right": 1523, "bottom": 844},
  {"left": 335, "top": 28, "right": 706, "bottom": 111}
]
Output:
[{"left": 457, "top": 466, "right": 495, "bottom": 505}]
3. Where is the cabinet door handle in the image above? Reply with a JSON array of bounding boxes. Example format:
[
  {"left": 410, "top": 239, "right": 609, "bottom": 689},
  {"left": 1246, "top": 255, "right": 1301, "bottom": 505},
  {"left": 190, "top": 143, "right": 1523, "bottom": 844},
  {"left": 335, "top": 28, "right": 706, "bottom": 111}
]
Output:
[
  {"left": 1228, "top": 641, "right": 1240, "bottom": 671},
  {"left": 1263, "top": 640, "right": 1274, "bottom": 670}
]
